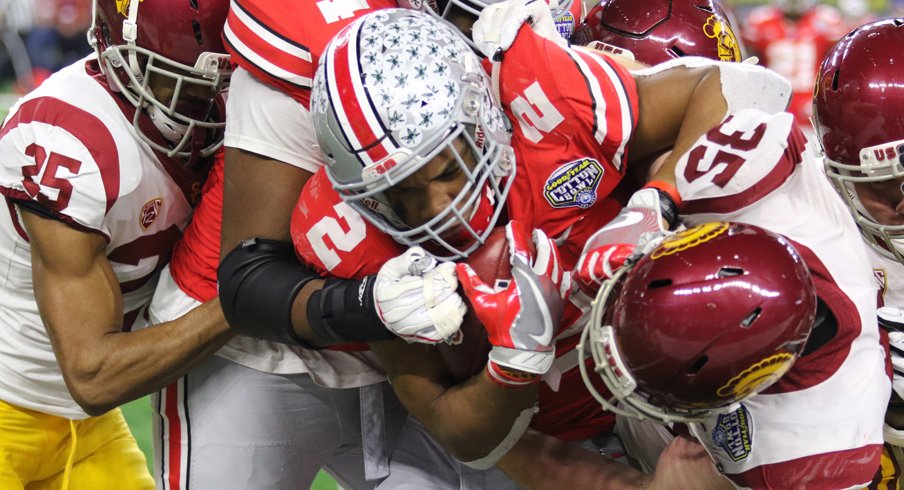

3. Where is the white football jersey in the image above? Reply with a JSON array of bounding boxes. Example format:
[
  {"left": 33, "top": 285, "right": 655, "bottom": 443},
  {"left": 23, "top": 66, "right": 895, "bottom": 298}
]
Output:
[
  {"left": 0, "top": 56, "right": 205, "bottom": 419},
  {"left": 675, "top": 110, "right": 889, "bottom": 488}
]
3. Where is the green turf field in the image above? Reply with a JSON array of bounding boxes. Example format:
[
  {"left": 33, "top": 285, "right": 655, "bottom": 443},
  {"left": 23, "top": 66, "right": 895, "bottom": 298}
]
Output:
[{"left": 121, "top": 397, "right": 338, "bottom": 489}]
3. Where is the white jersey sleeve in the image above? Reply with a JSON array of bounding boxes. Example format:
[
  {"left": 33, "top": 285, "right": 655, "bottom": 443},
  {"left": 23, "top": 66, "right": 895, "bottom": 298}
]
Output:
[
  {"left": 0, "top": 70, "right": 144, "bottom": 237},
  {"left": 223, "top": 67, "right": 323, "bottom": 172},
  {"left": 674, "top": 110, "right": 889, "bottom": 489}
]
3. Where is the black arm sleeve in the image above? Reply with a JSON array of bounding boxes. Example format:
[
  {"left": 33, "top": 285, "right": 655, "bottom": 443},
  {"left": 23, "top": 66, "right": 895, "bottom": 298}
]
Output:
[{"left": 217, "top": 238, "right": 318, "bottom": 346}]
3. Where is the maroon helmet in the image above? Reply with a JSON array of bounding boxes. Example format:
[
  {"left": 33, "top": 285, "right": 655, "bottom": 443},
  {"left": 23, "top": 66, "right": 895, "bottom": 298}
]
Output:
[
  {"left": 579, "top": 222, "right": 816, "bottom": 423},
  {"left": 89, "top": 0, "right": 232, "bottom": 160},
  {"left": 813, "top": 19, "right": 904, "bottom": 264},
  {"left": 570, "top": 0, "right": 742, "bottom": 65}
]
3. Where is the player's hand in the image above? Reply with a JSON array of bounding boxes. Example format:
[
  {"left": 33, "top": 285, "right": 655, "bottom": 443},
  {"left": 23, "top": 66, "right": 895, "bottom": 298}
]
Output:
[
  {"left": 472, "top": 0, "right": 566, "bottom": 60},
  {"left": 574, "top": 243, "right": 635, "bottom": 296},
  {"left": 649, "top": 435, "right": 732, "bottom": 490},
  {"left": 455, "top": 221, "right": 567, "bottom": 377},
  {"left": 374, "top": 247, "right": 466, "bottom": 344},
  {"left": 573, "top": 187, "right": 675, "bottom": 295}
]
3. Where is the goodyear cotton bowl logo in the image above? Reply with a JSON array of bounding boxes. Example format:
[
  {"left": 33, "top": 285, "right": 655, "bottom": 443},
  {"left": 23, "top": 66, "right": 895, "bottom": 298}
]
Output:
[
  {"left": 703, "top": 15, "right": 741, "bottom": 62},
  {"left": 544, "top": 158, "right": 603, "bottom": 209},
  {"left": 651, "top": 222, "right": 729, "bottom": 259},
  {"left": 712, "top": 404, "right": 753, "bottom": 462},
  {"left": 716, "top": 353, "right": 795, "bottom": 399},
  {"left": 554, "top": 11, "right": 576, "bottom": 40}
]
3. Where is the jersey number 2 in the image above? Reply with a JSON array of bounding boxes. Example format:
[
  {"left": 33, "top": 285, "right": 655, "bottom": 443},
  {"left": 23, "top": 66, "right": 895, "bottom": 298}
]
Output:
[{"left": 307, "top": 202, "right": 367, "bottom": 271}]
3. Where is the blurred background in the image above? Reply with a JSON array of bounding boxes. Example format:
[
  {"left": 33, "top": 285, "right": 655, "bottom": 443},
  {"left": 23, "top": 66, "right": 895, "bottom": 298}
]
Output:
[{"left": 6, "top": 0, "right": 901, "bottom": 487}]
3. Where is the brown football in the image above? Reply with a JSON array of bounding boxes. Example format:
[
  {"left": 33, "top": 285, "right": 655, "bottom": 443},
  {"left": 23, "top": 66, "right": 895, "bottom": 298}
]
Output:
[{"left": 435, "top": 227, "right": 523, "bottom": 382}]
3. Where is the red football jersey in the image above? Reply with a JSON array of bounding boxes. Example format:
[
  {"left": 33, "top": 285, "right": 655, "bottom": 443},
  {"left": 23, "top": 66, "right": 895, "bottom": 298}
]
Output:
[{"left": 223, "top": 0, "right": 397, "bottom": 107}]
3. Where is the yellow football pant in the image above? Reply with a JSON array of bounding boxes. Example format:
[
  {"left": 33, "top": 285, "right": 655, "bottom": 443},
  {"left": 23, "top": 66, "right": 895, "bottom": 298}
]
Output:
[{"left": 0, "top": 399, "right": 154, "bottom": 489}]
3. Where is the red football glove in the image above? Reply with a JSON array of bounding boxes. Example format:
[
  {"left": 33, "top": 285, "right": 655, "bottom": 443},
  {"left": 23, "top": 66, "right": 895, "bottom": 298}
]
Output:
[
  {"left": 574, "top": 243, "right": 635, "bottom": 296},
  {"left": 455, "top": 221, "right": 568, "bottom": 380}
]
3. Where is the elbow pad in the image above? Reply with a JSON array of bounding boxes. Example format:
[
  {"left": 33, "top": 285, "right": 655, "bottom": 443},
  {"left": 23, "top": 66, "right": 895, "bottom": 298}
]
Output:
[
  {"left": 634, "top": 56, "right": 792, "bottom": 116},
  {"left": 218, "top": 238, "right": 318, "bottom": 345}
]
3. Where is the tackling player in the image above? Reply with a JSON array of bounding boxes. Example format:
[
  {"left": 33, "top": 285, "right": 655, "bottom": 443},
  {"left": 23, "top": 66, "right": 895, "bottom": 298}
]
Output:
[
  {"left": 0, "top": 0, "right": 232, "bottom": 487},
  {"left": 503, "top": 109, "right": 889, "bottom": 489},
  {"left": 811, "top": 18, "right": 904, "bottom": 489}
]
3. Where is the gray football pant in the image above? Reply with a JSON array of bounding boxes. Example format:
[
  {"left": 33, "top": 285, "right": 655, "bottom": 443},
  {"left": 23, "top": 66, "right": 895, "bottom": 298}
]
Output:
[{"left": 151, "top": 355, "right": 407, "bottom": 490}]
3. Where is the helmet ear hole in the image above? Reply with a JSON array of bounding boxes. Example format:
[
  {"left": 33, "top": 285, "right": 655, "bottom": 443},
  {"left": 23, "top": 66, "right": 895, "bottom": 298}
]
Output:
[
  {"left": 668, "top": 45, "right": 686, "bottom": 57},
  {"left": 830, "top": 69, "right": 840, "bottom": 91},
  {"left": 686, "top": 355, "right": 709, "bottom": 375},
  {"left": 192, "top": 20, "right": 203, "bottom": 46},
  {"left": 717, "top": 266, "right": 744, "bottom": 278},
  {"left": 740, "top": 307, "right": 763, "bottom": 328}
]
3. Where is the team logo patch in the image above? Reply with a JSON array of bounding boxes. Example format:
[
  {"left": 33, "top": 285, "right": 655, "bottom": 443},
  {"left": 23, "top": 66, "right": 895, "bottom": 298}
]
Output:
[
  {"left": 554, "top": 12, "right": 575, "bottom": 40},
  {"left": 703, "top": 14, "right": 741, "bottom": 62},
  {"left": 115, "top": 0, "right": 143, "bottom": 16},
  {"left": 140, "top": 197, "right": 163, "bottom": 230},
  {"left": 543, "top": 158, "right": 603, "bottom": 209},
  {"left": 716, "top": 353, "right": 795, "bottom": 399},
  {"left": 712, "top": 404, "right": 753, "bottom": 462},
  {"left": 651, "top": 222, "right": 729, "bottom": 259}
]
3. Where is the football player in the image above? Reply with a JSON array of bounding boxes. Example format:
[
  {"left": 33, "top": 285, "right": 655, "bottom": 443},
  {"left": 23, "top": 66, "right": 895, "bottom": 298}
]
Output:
[
  {"left": 151, "top": 0, "right": 407, "bottom": 488},
  {"left": 0, "top": 0, "right": 232, "bottom": 487},
  {"left": 283, "top": 5, "right": 793, "bottom": 488},
  {"left": 503, "top": 110, "right": 889, "bottom": 488},
  {"left": 811, "top": 18, "right": 904, "bottom": 489}
]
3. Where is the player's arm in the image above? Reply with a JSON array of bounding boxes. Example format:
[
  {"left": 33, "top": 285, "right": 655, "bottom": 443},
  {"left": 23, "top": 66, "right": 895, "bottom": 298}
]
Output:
[
  {"left": 370, "top": 340, "right": 539, "bottom": 463},
  {"left": 23, "top": 210, "right": 232, "bottom": 416},
  {"left": 496, "top": 430, "right": 733, "bottom": 490},
  {"left": 628, "top": 60, "right": 791, "bottom": 188}
]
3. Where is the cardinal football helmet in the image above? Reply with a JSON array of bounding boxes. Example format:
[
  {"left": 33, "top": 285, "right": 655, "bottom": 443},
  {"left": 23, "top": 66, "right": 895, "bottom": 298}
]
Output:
[
  {"left": 89, "top": 0, "right": 231, "bottom": 160},
  {"left": 312, "top": 9, "right": 514, "bottom": 260},
  {"left": 571, "top": 0, "right": 742, "bottom": 65},
  {"left": 813, "top": 19, "right": 904, "bottom": 264},
  {"left": 579, "top": 222, "right": 816, "bottom": 423}
]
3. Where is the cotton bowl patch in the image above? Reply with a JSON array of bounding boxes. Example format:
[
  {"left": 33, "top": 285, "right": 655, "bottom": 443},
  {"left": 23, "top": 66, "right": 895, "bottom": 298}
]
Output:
[
  {"left": 543, "top": 157, "right": 603, "bottom": 209},
  {"left": 711, "top": 404, "right": 753, "bottom": 462}
]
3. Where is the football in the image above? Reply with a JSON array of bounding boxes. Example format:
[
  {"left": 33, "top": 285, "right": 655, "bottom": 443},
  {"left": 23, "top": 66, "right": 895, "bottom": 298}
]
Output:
[{"left": 435, "top": 227, "right": 523, "bottom": 381}]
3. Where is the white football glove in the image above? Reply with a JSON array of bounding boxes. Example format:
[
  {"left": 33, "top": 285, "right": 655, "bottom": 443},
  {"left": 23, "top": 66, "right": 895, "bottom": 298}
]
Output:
[
  {"left": 374, "top": 247, "right": 466, "bottom": 344},
  {"left": 472, "top": 0, "right": 567, "bottom": 60}
]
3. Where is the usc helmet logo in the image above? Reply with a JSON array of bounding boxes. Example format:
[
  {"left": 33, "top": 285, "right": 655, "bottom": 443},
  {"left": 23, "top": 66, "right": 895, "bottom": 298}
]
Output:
[
  {"left": 703, "top": 15, "right": 742, "bottom": 62},
  {"left": 650, "top": 222, "right": 729, "bottom": 259}
]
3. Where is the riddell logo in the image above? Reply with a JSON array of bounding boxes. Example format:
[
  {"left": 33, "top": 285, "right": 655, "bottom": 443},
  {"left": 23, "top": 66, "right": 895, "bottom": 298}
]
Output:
[{"left": 140, "top": 198, "right": 162, "bottom": 230}]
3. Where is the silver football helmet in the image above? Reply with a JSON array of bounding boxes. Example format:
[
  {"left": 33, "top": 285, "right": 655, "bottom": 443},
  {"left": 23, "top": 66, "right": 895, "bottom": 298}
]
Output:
[{"left": 312, "top": 9, "right": 515, "bottom": 259}]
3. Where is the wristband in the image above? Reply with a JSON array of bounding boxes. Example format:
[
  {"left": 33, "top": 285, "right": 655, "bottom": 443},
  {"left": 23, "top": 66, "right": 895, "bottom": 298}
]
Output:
[{"left": 485, "top": 361, "right": 540, "bottom": 388}]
